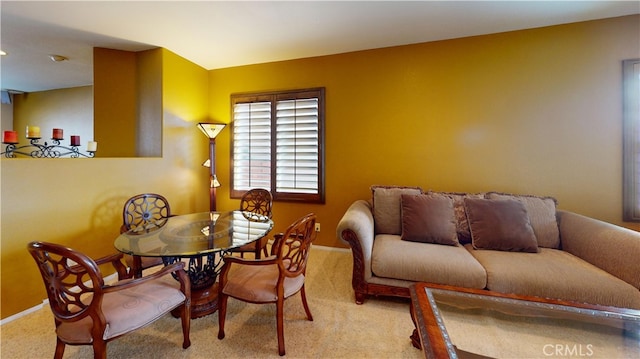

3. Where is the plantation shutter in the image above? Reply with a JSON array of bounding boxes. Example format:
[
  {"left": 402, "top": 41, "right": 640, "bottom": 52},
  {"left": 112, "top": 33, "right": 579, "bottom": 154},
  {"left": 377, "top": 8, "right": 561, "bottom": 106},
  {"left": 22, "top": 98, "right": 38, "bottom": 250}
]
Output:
[
  {"left": 232, "top": 101, "right": 272, "bottom": 190},
  {"left": 275, "top": 98, "right": 320, "bottom": 195},
  {"left": 231, "top": 88, "right": 325, "bottom": 203}
]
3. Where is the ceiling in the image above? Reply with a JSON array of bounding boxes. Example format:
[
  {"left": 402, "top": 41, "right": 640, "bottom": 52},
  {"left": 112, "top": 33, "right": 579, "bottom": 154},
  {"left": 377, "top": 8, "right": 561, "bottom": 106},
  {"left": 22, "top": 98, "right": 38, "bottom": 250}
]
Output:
[{"left": 1, "top": 1, "right": 638, "bottom": 93}]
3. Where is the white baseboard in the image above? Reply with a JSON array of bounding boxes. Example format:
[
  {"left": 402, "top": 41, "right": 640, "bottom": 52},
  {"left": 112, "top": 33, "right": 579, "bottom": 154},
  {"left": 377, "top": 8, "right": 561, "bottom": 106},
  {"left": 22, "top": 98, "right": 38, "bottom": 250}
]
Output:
[
  {"left": 1, "top": 271, "right": 120, "bottom": 326},
  {"left": 0, "top": 300, "right": 47, "bottom": 325}
]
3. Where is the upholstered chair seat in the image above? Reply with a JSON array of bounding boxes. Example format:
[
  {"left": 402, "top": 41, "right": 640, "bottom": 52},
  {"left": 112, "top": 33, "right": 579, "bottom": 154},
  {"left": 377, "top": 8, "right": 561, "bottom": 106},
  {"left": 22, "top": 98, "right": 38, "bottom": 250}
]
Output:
[
  {"left": 56, "top": 276, "right": 185, "bottom": 343},
  {"left": 222, "top": 262, "right": 305, "bottom": 302}
]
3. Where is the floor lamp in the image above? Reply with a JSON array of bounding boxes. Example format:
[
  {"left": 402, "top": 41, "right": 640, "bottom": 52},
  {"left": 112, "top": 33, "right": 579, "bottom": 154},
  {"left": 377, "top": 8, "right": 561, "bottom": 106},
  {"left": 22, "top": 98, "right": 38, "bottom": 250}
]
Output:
[{"left": 198, "top": 123, "right": 226, "bottom": 211}]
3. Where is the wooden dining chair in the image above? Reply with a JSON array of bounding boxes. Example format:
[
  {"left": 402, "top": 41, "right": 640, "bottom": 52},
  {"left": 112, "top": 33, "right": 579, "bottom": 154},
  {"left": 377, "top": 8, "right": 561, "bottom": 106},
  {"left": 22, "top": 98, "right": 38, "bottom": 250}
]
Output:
[
  {"left": 231, "top": 188, "right": 273, "bottom": 259},
  {"left": 120, "top": 193, "right": 172, "bottom": 277},
  {"left": 217, "top": 213, "right": 316, "bottom": 356},
  {"left": 27, "top": 241, "right": 191, "bottom": 359}
]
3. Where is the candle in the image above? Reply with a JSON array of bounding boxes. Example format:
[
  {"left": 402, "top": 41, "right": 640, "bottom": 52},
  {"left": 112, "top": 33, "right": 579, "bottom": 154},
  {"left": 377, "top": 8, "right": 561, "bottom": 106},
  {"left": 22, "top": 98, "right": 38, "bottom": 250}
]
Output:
[
  {"left": 3, "top": 130, "right": 18, "bottom": 143},
  {"left": 26, "top": 126, "right": 40, "bottom": 138},
  {"left": 52, "top": 128, "right": 64, "bottom": 140},
  {"left": 87, "top": 141, "right": 97, "bottom": 152},
  {"left": 70, "top": 135, "right": 80, "bottom": 146}
]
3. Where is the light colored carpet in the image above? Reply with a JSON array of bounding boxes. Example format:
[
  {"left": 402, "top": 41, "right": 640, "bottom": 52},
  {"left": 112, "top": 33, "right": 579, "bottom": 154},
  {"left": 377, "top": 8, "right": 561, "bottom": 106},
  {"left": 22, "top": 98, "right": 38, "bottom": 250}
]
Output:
[{"left": 1, "top": 247, "right": 423, "bottom": 359}]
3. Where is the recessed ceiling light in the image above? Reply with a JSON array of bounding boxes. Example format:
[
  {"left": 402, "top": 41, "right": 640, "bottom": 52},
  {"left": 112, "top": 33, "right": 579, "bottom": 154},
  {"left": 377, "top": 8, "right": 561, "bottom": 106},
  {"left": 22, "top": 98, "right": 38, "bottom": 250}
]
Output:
[{"left": 48, "top": 54, "right": 68, "bottom": 62}]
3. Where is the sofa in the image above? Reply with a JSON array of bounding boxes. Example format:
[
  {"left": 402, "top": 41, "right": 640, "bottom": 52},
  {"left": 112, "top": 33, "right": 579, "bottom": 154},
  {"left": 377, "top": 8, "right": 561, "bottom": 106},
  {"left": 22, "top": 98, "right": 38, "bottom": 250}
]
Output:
[{"left": 336, "top": 185, "right": 640, "bottom": 309}]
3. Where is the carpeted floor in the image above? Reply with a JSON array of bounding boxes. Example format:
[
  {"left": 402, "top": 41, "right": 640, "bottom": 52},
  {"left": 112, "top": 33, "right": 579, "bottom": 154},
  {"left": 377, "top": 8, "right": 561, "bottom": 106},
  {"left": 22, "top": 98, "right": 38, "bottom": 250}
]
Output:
[{"left": 1, "top": 247, "right": 423, "bottom": 359}]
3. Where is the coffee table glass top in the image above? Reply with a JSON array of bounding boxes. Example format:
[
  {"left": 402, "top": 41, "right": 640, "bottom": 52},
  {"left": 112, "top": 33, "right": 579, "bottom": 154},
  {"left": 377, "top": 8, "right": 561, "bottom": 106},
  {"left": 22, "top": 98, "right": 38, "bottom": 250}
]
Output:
[
  {"left": 423, "top": 286, "right": 640, "bottom": 359},
  {"left": 114, "top": 211, "right": 273, "bottom": 257}
]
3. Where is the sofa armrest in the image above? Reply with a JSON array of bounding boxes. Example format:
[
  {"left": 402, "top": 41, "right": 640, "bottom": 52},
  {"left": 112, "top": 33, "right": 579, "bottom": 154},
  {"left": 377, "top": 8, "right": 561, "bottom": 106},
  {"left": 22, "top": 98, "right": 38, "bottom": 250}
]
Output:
[
  {"left": 558, "top": 210, "right": 640, "bottom": 290},
  {"left": 337, "top": 199, "right": 375, "bottom": 303}
]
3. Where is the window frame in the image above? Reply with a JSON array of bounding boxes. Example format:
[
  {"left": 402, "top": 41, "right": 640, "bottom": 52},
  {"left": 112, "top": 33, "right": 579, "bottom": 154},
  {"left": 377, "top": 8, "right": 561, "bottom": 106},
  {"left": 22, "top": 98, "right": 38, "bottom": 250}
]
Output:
[
  {"left": 622, "top": 58, "right": 640, "bottom": 221},
  {"left": 230, "top": 87, "right": 326, "bottom": 204}
]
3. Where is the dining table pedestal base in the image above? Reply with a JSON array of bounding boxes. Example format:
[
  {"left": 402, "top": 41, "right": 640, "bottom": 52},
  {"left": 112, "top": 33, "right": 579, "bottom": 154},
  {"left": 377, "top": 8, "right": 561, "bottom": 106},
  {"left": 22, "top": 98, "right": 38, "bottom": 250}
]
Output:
[{"left": 173, "top": 282, "right": 221, "bottom": 319}]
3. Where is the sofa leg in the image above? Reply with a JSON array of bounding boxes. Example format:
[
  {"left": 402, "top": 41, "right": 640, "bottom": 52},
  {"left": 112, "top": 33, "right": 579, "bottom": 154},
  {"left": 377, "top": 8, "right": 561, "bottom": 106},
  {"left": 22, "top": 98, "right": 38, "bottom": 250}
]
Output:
[{"left": 355, "top": 291, "right": 365, "bottom": 305}]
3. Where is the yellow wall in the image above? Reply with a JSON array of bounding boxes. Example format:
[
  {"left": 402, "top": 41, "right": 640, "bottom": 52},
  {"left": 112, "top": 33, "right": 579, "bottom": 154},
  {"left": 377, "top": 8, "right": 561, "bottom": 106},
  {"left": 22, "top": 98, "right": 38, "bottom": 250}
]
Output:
[
  {"left": 0, "top": 49, "right": 210, "bottom": 319},
  {"left": 2, "top": 15, "right": 639, "bottom": 320},
  {"left": 12, "top": 86, "right": 93, "bottom": 149},
  {"left": 210, "top": 15, "right": 640, "bottom": 246},
  {"left": 93, "top": 47, "right": 138, "bottom": 157}
]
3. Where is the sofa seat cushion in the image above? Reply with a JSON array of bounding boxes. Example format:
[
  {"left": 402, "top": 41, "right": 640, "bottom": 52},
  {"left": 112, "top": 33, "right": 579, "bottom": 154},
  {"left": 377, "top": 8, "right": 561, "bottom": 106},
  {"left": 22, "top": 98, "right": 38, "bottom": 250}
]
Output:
[
  {"left": 465, "top": 244, "right": 640, "bottom": 309},
  {"left": 372, "top": 235, "right": 487, "bottom": 289}
]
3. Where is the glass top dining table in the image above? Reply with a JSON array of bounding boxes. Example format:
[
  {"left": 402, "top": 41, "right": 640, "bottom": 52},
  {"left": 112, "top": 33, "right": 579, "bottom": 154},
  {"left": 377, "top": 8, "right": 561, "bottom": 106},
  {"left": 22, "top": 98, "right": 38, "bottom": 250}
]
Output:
[
  {"left": 114, "top": 210, "right": 274, "bottom": 319},
  {"left": 114, "top": 210, "right": 274, "bottom": 257}
]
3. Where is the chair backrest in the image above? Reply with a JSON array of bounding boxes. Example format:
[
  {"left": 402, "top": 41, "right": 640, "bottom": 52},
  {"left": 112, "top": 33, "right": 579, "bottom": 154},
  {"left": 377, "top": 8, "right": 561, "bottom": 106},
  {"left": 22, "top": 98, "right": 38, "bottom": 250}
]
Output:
[
  {"left": 121, "top": 193, "right": 172, "bottom": 233},
  {"left": 271, "top": 213, "right": 317, "bottom": 276},
  {"left": 239, "top": 188, "right": 273, "bottom": 218},
  {"left": 27, "top": 241, "right": 104, "bottom": 324}
]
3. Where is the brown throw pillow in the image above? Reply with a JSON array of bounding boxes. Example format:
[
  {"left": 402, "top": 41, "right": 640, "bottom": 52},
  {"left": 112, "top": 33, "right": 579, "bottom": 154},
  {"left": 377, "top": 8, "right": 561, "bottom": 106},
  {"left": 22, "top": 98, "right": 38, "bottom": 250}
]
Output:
[
  {"left": 428, "top": 191, "right": 485, "bottom": 244},
  {"left": 464, "top": 198, "right": 539, "bottom": 253},
  {"left": 486, "top": 192, "right": 560, "bottom": 249},
  {"left": 401, "top": 194, "right": 459, "bottom": 246}
]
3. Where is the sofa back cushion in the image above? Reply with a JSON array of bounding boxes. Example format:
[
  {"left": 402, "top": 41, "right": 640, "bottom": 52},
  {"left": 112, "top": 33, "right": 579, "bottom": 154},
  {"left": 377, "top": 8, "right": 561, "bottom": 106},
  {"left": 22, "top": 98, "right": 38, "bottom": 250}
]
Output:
[
  {"left": 464, "top": 198, "right": 539, "bottom": 253},
  {"left": 486, "top": 192, "right": 560, "bottom": 249},
  {"left": 371, "top": 185, "right": 422, "bottom": 235},
  {"left": 400, "top": 194, "right": 459, "bottom": 246}
]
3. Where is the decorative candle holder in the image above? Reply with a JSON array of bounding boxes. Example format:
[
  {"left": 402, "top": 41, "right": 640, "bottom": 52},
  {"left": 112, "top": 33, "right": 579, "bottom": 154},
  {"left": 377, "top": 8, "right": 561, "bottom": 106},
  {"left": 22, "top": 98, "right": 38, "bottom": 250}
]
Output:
[{"left": 1, "top": 138, "right": 96, "bottom": 158}]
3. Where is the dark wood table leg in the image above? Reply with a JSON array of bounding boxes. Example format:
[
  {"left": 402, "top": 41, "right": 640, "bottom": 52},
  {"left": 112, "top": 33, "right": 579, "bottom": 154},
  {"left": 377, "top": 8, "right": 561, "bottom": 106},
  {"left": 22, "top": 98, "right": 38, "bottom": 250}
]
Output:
[{"left": 409, "top": 291, "right": 422, "bottom": 349}]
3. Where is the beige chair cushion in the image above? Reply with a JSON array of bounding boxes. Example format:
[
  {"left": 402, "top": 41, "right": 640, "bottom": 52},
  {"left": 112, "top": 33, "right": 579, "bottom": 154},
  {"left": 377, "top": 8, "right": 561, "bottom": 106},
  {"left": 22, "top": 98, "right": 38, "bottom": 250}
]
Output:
[
  {"left": 56, "top": 275, "right": 186, "bottom": 343},
  {"left": 371, "top": 185, "right": 422, "bottom": 235},
  {"left": 372, "top": 234, "right": 487, "bottom": 289},
  {"left": 466, "top": 244, "right": 640, "bottom": 309},
  {"left": 222, "top": 264, "right": 305, "bottom": 303},
  {"left": 400, "top": 194, "right": 458, "bottom": 246}
]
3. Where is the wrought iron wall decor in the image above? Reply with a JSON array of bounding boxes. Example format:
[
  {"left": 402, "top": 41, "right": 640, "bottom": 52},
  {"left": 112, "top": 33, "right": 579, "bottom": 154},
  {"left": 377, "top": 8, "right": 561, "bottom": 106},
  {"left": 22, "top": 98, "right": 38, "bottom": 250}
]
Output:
[
  {"left": 2, "top": 127, "right": 96, "bottom": 158},
  {"left": 1, "top": 138, "right": 96, "bottom": 158}
]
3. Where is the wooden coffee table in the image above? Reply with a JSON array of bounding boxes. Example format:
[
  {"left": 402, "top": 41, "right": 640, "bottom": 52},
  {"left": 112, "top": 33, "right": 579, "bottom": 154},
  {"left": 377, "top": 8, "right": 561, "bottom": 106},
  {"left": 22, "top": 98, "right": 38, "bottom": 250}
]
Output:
[{"left": 409, "top": 282, "right": 640, "bottom": 359}]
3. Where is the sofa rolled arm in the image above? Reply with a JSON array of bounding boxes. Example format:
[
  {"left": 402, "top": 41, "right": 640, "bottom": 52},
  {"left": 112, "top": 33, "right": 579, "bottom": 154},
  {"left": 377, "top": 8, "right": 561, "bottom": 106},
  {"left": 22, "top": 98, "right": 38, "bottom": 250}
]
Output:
[
  {"left": 558, "top": 210, "right": 640, "bottom": 290},
  {"left": 337, "top": 200, "right": 375, "bottom": 304}
]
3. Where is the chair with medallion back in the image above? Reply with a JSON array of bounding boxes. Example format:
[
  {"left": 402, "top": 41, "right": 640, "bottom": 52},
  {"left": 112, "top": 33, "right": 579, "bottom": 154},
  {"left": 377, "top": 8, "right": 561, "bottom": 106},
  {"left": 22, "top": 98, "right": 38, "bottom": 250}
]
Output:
[
  {"left": 217, "top": 213, "right": 316, "bottom": 356},
  {"left": 120, "top": 193, "right": 172, "bottom": 278},
  {"left": 27, "top": 241, "right": 191, "bottom": 359},
  {"left": 231, "top": 188, "right": 273, "bottom": 258}
]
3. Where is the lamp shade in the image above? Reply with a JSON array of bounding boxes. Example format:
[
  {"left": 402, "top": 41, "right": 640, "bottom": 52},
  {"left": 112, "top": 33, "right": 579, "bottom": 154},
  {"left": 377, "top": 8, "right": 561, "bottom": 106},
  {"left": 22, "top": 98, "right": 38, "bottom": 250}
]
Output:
[{"left": 198, "top": 123, "right": 226, "bottom": 139}]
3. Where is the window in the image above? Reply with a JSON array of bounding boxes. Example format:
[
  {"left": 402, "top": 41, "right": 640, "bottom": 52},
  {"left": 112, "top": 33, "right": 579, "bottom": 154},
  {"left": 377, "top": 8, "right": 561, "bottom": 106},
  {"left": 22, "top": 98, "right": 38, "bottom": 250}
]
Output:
[
  {"left": 623, "top": 59, "right": 640, "bottom": 221},
  {"left": 231, "top": 88, "right": 325, "bottom": 203}
]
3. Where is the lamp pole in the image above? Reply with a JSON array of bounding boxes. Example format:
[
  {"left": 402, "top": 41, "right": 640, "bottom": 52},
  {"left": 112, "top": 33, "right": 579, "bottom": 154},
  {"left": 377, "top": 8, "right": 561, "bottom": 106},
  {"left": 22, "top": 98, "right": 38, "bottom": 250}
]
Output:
[
  {"left": 198, "top": 122, "right": 226, "bottom": 212},
  {"left": 209, "top": 136, "right": 217, "bottom": 212}
]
